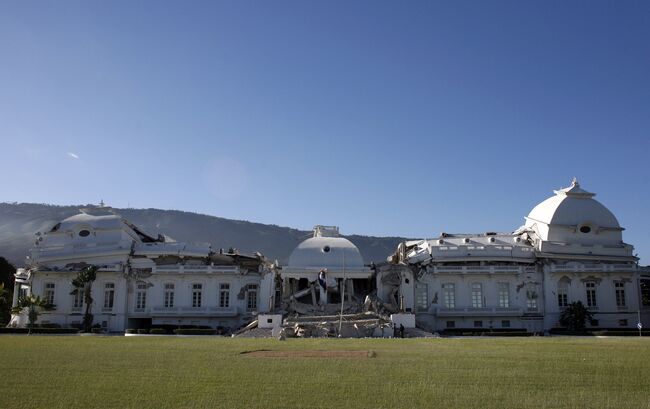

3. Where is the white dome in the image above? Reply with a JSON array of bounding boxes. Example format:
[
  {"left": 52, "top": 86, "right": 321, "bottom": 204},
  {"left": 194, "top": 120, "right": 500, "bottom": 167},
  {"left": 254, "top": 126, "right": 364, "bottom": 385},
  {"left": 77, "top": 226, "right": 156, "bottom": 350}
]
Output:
[
  {"left": 525, "top": 179, "right": 620, "bottom": 229},
  {"left": 524, "top": 179, "right": 623, "bottom": 245},
  {"left": 287, "top": 236, "right": 365, "bottom": 269}
]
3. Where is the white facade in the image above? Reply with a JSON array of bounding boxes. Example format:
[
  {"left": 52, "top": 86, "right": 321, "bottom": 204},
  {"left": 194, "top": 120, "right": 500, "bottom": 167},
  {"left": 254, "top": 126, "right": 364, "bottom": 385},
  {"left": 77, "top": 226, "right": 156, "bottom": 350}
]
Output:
[
  {"left": 9, "top": 179, "right": 649, "bottom": 335},
  {"left": 386, "top": 179, "right": 645, "bottom": 333},
  {"left": 10, "top": 208, "right": 276, "bottom": 332}
]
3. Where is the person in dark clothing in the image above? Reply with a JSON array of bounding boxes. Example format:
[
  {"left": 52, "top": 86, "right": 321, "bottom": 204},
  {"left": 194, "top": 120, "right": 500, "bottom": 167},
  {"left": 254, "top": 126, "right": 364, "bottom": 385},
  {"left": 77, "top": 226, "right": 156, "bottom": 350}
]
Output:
[{"left": 399, "top": 323, "right": 405, "bottom": 338}]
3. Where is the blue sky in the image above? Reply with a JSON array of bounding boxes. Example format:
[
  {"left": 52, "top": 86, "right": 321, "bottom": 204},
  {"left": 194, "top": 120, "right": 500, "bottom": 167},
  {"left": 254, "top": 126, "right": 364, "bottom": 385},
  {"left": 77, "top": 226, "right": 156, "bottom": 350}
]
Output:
[{"left": 1, "top": 1, "right": 649, "bottom": 262}]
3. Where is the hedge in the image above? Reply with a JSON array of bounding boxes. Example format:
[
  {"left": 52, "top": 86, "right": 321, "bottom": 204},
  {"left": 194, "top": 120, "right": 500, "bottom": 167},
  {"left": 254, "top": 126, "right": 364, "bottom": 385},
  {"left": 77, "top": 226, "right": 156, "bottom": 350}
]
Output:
[
  {"left": 549, "top": 328, "right": 650, "bottom": 336},
  {"left": 441, "top": 328, "right": 532, "bottom": 336},
  {"left": 0, "top": 327, "right": 79, "bottom": 334},
  {"left": 173, "top": 328, "right": 217, "bottom": 335},
  {"left": 149, "top": 328, "right": 167, "bottom": 335},
  {"left": 137, "top": 329, "right": 149, "bottom": 334}
]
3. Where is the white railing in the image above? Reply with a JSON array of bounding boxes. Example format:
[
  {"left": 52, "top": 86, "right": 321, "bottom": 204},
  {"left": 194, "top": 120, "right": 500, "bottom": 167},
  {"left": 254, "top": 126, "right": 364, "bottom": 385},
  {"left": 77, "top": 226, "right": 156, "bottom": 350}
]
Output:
[
  {"left": 551, "top": 263, "right": 636, "bottom": 273},
  {"left": 154, "top": 265, "right": 239, "bottom": 274},
  {"left": 149, "top": 305, "right": 238, "bottom": 316},
  {"left": 433, "top": 266, "right": 533, "bottom": 275},
  {"left": 436, "top": 306, "right": 524, "bottom": 316}
]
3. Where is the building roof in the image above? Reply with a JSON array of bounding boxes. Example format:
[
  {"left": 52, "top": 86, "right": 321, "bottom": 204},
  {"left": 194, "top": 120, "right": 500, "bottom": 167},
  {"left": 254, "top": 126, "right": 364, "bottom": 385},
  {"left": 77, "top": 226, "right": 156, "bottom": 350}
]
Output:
[
  {"left": 54, "top": 213, "right": 124, "bottom": 232},
  {"left": 525, "top": 178, "right": 621, "bottom": 229},
  {"left": 287, "top": 226, "right": 365, "bottom": 269}
]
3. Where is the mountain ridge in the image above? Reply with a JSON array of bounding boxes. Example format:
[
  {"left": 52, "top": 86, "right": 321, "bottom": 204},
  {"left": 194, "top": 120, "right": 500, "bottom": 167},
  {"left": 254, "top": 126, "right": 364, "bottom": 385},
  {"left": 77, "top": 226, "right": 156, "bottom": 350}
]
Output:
[{"left": 0, "top": 202, "right": 408, "bottom": 267}]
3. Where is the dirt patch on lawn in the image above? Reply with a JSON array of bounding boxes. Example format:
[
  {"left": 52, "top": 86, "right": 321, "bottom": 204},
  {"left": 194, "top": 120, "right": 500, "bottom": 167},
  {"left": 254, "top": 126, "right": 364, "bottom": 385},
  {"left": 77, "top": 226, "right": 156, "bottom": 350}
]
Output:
[{"left": 241, "top": 350, "right": 376, "bottom": 358}]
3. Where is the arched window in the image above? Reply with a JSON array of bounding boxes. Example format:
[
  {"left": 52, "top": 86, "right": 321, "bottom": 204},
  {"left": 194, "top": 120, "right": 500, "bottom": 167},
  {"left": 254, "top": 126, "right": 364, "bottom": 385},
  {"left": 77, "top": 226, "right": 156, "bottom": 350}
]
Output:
[{"left": 557, "top": 278, "right": 570, "bottom": 308}]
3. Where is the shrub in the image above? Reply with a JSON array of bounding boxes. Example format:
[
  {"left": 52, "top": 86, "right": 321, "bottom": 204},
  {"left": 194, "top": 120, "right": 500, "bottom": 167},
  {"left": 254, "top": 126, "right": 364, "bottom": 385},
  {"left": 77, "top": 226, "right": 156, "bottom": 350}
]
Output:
[
  {"left": 559, "top": 301, "right": 593, "bottom": 331},
  {"left": 173, "top": 328, "right": 216, "bottom": 335},
  {"left": 0, "top": 327, "right": 79, "bottom": 334},
  {"left": 38, "top": 323, "right": 62, "bottom": 329},
  {"left": 91, "top": 327, "right": 103, "bottom": 334},
  {"left": 592, "top": 329, "right": 650, "bottom": 337},
  {"left": 137, "top": 329, "right": 149, "bottom": 334},
  {"left": 125, "top": 328, "right": 136, "bottom": 334},
  {"left": 149, "top": 328, "right": 167, "bottom": 335}
]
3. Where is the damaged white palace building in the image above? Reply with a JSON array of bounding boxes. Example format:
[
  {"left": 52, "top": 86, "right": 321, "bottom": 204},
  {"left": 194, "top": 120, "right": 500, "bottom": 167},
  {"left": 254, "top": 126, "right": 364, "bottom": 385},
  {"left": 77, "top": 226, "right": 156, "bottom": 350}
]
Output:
[{"left": 9, "top": 179, "right": 650, "bottom": 334}]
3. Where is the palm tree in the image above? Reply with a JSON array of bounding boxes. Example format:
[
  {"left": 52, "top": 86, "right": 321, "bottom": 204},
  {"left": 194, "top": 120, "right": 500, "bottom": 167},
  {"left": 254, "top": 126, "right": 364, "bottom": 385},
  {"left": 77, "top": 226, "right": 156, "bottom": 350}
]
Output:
[
  {"left": 70, "top": 265, "right": 98, "bottom": 332},
  {"left": 11, "top": 294, "right": 54, "bottom": 332},
  {"left": 559, "top": 301, "right": 594, "bottom": 332}
]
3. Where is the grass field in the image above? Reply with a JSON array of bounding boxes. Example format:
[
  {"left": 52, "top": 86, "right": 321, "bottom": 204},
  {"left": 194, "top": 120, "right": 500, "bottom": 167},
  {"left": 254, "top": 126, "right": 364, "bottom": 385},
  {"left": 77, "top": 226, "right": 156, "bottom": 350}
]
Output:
[{"left": 2, "top": 336, "right": 650, "bottom": 409}]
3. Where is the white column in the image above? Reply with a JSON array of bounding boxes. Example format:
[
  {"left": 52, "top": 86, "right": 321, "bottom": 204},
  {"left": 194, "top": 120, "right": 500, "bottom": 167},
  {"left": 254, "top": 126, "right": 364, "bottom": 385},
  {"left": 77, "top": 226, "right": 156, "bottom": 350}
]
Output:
[
  {"left": 319, "top": 284, "right": 328, "bottom": 305},
  {"left": 12, "top": 283, "right": 20, "bottom": 308},
  {"left": 347, "top": 279, "right": 354, "bottom": 303}
]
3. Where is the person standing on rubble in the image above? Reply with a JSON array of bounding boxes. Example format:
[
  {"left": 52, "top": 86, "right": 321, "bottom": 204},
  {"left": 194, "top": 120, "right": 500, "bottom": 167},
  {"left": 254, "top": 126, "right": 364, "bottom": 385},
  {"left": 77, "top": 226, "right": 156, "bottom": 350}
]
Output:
[
  {"left": 318, "top": 269, "right": 328, "bottom": 306},
  {"left": 318, "top": 269, "right": 327, "bottom": 290}
]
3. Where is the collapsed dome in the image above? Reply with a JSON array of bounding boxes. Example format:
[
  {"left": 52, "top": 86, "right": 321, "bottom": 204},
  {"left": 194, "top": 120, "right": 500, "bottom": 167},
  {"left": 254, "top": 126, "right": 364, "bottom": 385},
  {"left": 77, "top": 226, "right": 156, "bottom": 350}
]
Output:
[
  {"left": 287, "top": 225, "right": 365, "bottom": 269},
  {"left": 54, "top": 213, "right": 124, "bottom": 233}
]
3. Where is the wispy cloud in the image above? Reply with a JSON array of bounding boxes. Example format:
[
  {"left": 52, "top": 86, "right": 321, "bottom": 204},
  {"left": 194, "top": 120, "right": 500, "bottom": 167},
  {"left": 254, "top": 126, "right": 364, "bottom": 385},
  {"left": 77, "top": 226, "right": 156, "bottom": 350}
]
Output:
[{"left": 67, "top": 152, "right": 79, "bottom": 159}]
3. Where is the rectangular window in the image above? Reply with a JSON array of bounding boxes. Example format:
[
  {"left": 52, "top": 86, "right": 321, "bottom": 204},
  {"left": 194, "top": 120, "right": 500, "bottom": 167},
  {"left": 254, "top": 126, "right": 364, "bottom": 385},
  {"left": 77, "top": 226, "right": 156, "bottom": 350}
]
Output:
[
  {"left": 615, "top": 282, "right": 626, "bottom": 307},
  {"left": 135, "top": 283, "right": 147, "bottom": 311},
  {"left": 192, "top": 284, "right": 203, "bottom": 308},
  {"left": 103, "top": 283, "right": 115, "bottom": 310},
  {"left": 641, "top": 279, "right": 650, "bottom": 307},
  {"left": 526, "top": 287, "right": 538, "bottom": 311},
  {"left": 219, "top": 283, "right": 230, "bottom": 308},
  {"left": 72, "top": 291, "right": 83, "bottom": 310},
  {"left": 164, "top": 283, "right": 175, "bottom": 308},
  {"left": 501, "top": 320, "right": 511, "bottom": 328},
  {"left": 246, "top": 284, "right": 258, "bottom": 311},
  {"left": 619, "top": 319, "right": 628, "bottom": 327},
  {"left": 471, "top": 283, "right": 483, "bottom": 308},
  {"left": 527, "top": 296, "right": 537, "bottom": 310},
  {"left": 473, "top": 320, "right": 483, "bottom": 328},
  {"left": 443, "top": 283, "right": 455, "bottom": 309},
  {"left": 446, "top": 320, "right": 455, "bottom": 328},
  {"left": 44, "top": 283, "right": 55, "bottom": 306},
  {"left": 586, "top": 282, "right": 597, "bottom": 308},
  {"left": 415, "top": 284, "right": 428, "bottom": 311},
  {"left": 497, "top": 283, "right": 509, "bottom": 308}
]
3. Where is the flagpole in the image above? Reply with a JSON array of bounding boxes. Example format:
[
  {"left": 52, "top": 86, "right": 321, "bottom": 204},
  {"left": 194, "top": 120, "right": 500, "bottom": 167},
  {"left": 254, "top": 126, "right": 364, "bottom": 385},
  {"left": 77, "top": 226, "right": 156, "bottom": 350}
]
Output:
[{"left": 338, "top": 249, "right": 346, "bottom": 337}]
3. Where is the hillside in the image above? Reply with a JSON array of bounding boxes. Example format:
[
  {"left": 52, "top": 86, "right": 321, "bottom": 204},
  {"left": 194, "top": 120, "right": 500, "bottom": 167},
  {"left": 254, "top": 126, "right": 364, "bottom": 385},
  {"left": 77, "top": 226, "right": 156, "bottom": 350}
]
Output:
[{"left": 0, "top": 203, "right": 407, "bottom": 267}]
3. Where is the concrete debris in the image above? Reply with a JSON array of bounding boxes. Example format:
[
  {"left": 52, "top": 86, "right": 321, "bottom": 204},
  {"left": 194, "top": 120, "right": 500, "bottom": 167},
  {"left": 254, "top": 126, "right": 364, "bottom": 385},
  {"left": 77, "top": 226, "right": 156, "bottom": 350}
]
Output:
[
  {"left": 287, "top": 300, "right": 362, "bottom": 316},
  {"left": 234, "top": 327, "right": 273, "bottom": 338},
  {"left": 234, "top": 319, "right": 258, "bottom": 335},
  {"left": 233, "top": 311, "right": 436, "bottom": 339}
]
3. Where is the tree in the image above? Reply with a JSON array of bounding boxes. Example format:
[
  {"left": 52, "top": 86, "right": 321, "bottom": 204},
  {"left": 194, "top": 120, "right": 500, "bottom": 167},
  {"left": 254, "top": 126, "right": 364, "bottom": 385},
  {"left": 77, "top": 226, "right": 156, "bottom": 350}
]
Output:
[
  {"left": 0, "top": 282, "right": 8, "bottom": 305},
  {"left": 70, "top": 265, "right": 98, "bottom": 332},
  {"left": 559, "top": 301, "right": 593, "bottom": 332},
  {"left": 11, "top": 294, "right": 54, "bottom": 332},
  {"left": 0, "top": 257, "right": 16, "bottom": 324}
]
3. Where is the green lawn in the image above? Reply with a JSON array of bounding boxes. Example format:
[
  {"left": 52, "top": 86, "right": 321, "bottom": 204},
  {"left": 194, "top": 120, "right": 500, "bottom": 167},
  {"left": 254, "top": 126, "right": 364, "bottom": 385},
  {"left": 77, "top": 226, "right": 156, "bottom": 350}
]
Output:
[{"left": 1, "top": 336, "right": 649, "bottom": 409}]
